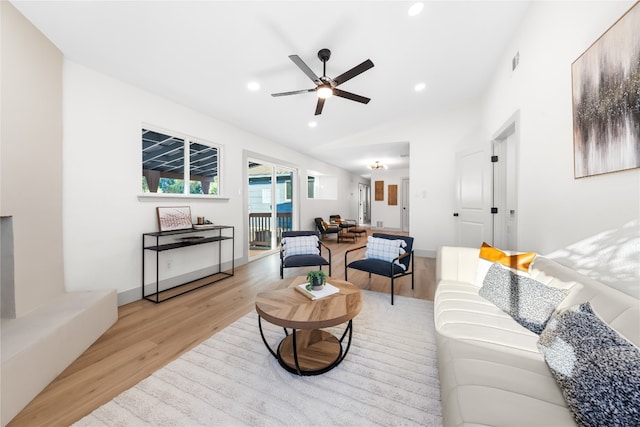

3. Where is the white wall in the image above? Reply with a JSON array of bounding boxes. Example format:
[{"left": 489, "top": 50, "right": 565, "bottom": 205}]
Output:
[
  {"left": 63, "top": 61, "right": 357, "bottom": 302},
  {"left": 1, "top": 1, "right": 65, "bottom": 317},
  {"left": 323, "top": 103, "right": 484, "bottom": 257},
  {"left": 370, "top": 168, "right": 409, "bottom": 230},
  {"left": 319, "top": 1, "right": 639, "bottom": 297},
  {"left": 481, "top": 0, "right": 639, "bottom": 297}
]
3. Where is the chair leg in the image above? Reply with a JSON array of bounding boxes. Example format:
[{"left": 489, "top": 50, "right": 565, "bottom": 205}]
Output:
[
  {"left": 411, "top": 256, "right": 415, "bottom": 289},
  {"left": 391, "top": 276, "right": 394, "bottom": 305}
]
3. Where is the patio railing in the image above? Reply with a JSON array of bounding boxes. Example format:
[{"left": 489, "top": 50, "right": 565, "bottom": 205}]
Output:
[{"left": 249, "top": 212, "right": 292, "bottom": 248}]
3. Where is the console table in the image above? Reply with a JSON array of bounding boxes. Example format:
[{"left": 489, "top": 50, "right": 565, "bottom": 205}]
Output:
[{"left": 142, "top": 226, "right": 234, "bottom": 303}]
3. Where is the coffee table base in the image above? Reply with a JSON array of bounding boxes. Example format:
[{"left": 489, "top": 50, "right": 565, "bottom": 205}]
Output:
[{"left": 258, "top": 317, "right": 354, "bottom": 376}]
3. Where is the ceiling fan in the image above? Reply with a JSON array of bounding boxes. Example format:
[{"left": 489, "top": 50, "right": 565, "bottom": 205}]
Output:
[{"left": 271, "top": 48, "right": 374, "bottom": 116}]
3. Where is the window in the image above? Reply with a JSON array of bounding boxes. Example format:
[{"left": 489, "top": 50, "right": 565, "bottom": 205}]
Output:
[
  {"left": 306, "top": 173, "right": 337, "bottom": 200},
  {"left": 307, "top": 176, "right": 315, "bottom": 199},
  {"left": 142, "top": 128, "right": 220, "bottom": 195}
]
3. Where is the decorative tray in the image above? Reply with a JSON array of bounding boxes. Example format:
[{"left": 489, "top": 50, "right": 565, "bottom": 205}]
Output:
[
  {"left": 177, "top": 236, "right": 205, "bottom": 243},
  {"left": 192, "top": 224, "right": 217, "bottom": 230}
]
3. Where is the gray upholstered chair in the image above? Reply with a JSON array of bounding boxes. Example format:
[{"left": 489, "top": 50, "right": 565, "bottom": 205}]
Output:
[
  {"left": 280, "top": 231, "right": 332, "bottom": 279},
  {"left": 344, "top": 233, "right": 414, "bottom": 305}
]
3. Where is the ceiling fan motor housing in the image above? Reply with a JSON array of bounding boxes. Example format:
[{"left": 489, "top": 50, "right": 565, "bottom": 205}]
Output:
[{"left": 317, "top": 48, "right": 331, "bottom": 63}]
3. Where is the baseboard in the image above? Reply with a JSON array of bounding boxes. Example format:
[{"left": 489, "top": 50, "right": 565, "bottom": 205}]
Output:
[
  {"left": 118, "top": 258, "right": 240, "bottom": 306},
  {"left": 415, "top": 249, "right": 436, "bottom": 259}
]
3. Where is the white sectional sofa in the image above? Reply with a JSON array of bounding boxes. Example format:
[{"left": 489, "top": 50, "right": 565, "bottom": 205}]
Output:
[{"left": 434, "top": 246, "right": 640, "bottom": 426}]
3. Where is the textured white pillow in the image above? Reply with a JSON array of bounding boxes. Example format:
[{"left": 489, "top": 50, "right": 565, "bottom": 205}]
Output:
[
  {"left": 365, "top": 236, "right": 407, "bottom": 270},
  {"left": 282, "top": 236, "right": 319, "bottom": 257}
]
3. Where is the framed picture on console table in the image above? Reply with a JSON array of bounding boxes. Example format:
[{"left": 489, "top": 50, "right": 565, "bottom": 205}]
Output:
[
  {"left": 572, "top": 2, "right": 640, "bottom": 178},
  {"left": 156, "top": 206, "right": 192, "bottom": 231}
]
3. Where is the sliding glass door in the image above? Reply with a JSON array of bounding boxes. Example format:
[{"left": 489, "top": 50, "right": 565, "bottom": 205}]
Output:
[{"left": 247, "top": 159, "right": 295, "bottom": 259}]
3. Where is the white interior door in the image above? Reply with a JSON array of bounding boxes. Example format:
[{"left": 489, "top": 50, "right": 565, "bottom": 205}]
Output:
[
  {"left": 454, "top": 148, "right": 492, "bottom": 247},
  {"left": 358, "top": 183, "right": 370, "bottom": 224},
  {"left": 401, "top": 178, "right": 410, "bottom": 232}
]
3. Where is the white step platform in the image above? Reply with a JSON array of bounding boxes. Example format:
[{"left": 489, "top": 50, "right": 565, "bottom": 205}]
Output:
[{"left": 1, "top": 289, "right": 117, "bottom": 426}]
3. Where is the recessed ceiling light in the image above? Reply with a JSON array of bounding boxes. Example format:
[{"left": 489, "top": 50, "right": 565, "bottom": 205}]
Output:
[
  {"left": 408, "top": 2, "right": 424, "bottom": 17},
  {"left": 414, "top": 82, "right": 427, "bottom": 92},
  {"left": 247, "top": 81, "right": 260, "bottom": 91},
  {"left": 308, "top": 121, "right": 317, "bottom": 128}
]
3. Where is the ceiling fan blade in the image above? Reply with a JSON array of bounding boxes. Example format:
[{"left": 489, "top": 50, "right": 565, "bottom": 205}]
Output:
[
  {"left": 314, "top": 98, "right": 325, "bottom": 115},
  {"left": 289, "top": 55, "right": 321, "bottom": 84},
  {"left": 333, "top": 88, "right": 370, "bottom": 104},
  {"left": 333, "top": 59, "right": 374, "bottom": 86},
  {"left": 271, "top": 88, "right": 316, "bottom": 97}
]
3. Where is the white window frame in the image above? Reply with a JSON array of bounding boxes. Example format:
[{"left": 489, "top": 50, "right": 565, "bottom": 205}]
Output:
[{"left": 139, "top": 125, "right": 227, "bottom": 200}]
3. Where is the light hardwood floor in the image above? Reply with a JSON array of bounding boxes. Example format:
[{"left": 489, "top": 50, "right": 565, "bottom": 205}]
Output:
[{"left": 8, "top": 231, "right": 436, "bottom": 427}]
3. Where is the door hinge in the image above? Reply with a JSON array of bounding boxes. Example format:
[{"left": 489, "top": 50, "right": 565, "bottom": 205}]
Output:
[
  {"left": 491, "top": 155, "right": 499, "bottom": 163},
  {"left": 491, "top": 207, "right": 498, "bottom": 214}
]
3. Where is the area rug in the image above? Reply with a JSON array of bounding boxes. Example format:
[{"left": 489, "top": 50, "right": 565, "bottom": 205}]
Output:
[{"left": 74, "top": 291, "right": 442, "bottom": 426}]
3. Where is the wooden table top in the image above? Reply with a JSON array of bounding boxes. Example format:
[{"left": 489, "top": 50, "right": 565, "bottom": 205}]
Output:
[{"left": 255, "top": 277, "right": 362, "bottom": 330}]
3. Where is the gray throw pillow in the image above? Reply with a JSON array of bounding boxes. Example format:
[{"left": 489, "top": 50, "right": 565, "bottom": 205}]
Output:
[
  {"left": 537, "top": 302, "right": 640, "bottom": 427},
  {"left": 479, "top": 262, "right": 569, "bottom": 334}
]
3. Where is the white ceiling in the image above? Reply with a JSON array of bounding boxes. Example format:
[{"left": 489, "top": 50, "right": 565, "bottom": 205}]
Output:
[{"left": 12, "top": 0, "right": 530, "bottom": 176}]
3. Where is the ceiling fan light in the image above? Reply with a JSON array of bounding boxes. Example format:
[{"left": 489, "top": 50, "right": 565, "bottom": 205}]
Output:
[
  {"left": 368, "top": 161, "right": 387, "bottom": 170},
  {"left": 317, "top": 86, "right": 333, "bottom": 99}
]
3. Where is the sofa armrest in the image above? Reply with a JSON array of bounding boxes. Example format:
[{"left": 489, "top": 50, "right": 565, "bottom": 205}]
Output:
[{"left": 436, "top": 246, "right": 480, "bottom": 284}]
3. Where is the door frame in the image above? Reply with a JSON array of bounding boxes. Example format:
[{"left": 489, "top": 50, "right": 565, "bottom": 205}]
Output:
[
  {"left": 491, "top": 111, "right": 520, "bottom": 250},
  {"left": 243, "top": 150, "right": 298, "bottom": 262}
]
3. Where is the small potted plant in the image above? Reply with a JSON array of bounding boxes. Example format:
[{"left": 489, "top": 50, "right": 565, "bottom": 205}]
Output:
[{"left": 306, "top": 270, "right": 328, "bottom": 291}]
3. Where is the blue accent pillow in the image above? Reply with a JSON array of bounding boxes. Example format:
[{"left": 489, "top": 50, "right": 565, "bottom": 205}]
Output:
[
  {"left": 537, "top": 302, "right": 640, "bottom": 427},
  {"left": 479, "top": 263, "right": 569, "bottom": 334}
]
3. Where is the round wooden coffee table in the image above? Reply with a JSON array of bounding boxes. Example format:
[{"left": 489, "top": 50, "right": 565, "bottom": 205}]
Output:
[{"left": 255, "top": 277, "right": 362, "bottom": 376}]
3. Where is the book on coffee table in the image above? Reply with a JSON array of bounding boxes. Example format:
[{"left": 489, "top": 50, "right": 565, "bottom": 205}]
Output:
[{"left": 295, "top": 283, "right": 340, "bottom": 300}]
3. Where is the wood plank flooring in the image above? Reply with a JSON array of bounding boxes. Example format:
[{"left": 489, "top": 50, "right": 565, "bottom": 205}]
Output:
[{"left": 8, "top": 231, "right": 436, "bottom": 427}]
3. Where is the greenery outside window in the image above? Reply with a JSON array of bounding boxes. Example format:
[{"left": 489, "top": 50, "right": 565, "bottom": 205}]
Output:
[{"left": 142, "top": 128, "right": 220, "bottom": 195}]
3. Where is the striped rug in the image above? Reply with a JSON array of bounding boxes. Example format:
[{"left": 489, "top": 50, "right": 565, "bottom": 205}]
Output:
[{"left": 74, "top": 290, "right": 442, "bottom": 426}]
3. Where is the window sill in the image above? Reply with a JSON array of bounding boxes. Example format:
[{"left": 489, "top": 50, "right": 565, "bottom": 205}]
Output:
[{"left": 137, "top": 193, "right": 230, "bottom": 201}]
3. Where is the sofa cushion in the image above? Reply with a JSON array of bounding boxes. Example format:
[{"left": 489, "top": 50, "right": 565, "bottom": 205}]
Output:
[
  {"left": 479, "top": 263, "right": 570, "bottom": 334},
  {"left": 347, "top": 258, "right": 407, "bottom": 277},
  {"left": 538, "top": 302, "right": 640, "bottom": 427},
  {"left": 435, "top": 280, "right": 548, "bottom": 369}
]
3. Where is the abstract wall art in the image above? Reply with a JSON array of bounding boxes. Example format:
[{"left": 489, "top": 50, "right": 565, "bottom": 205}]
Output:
[
  {"left": 572, "top": 2, "right": 640, "bottom": 178},
  {"left": 156, "top": 206, "right": 192, "bottom": 231}
]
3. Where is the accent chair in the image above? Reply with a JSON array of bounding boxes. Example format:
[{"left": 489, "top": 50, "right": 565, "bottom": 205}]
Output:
[
  {"left": 280, "top": 230, "right": 332, "bottom": 279},
  {"left": 344, "top": 233, "right": 414, "bottom": 305}
]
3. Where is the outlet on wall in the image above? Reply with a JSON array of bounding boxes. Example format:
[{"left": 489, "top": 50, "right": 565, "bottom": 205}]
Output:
[{"left": 166, "top": 260, "right": 172, "bottom": 270}]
